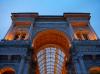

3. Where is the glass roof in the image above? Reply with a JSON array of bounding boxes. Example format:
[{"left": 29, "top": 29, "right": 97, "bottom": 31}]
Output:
[{"left": 37, "top": 47, "right": 65, "bottom": 74}]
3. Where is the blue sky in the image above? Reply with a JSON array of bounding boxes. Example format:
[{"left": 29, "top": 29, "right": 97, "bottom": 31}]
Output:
[{"left": 0, "top": 0, "right": 100, "bottom": 39}]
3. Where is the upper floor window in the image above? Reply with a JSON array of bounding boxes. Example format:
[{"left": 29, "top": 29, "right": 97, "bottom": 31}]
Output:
[
  {"left": 76, "top": 32, "right": 89, "bottom": 40},
  {"left": 82, "top": 33, "right": 89, "bottom": 40},
  {"left": 14, "top": 32, "right": 27, "bottom": 40}
]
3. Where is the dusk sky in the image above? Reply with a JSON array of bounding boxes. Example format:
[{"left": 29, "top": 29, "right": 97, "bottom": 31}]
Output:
[{"left": 0, "top": 0, "right": 100, "bottom": 39}]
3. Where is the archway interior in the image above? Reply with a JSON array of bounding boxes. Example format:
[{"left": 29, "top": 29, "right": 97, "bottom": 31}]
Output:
[
  {"left": 37, "top": 47, "right": 65, "bottom": 74},
  {"left": 0, "top": 67, "right": 15, "bottom": 74},
  {"left": 33, "top": 30, "right": 70, "bottom": 74},
  {"left": 89, "top": 67, "right": 100, "bottom": 74}
]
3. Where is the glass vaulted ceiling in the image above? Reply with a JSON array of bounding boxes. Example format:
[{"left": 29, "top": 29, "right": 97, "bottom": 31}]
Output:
[{"left": 37, "top": 47, "right": 65, "bottom": 74}]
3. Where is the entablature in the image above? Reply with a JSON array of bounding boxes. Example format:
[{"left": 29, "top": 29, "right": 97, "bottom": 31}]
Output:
[
  {"left": 64, "top": 13, "right": 90, "bottom": 20},
  {"left": 0, "top": 47, "right": 27, "bottom": 56},
  {"left": 0, "top": 40, "right": 31, "bottom": 47},
  {"left": 72, "top": 40, "right": 100, "bottom": 46},
  {"left": 35, "top": 21, "right": 68, "bottom": 28},
  {"left": 71, "top": 40, "right": 100, "bottom": 57}
]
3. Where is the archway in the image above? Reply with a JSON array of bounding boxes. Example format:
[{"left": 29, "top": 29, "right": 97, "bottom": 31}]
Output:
[
  {"left": 0, "top": 67, "right": 15, "bottom": 74},
  {"left": 32, "top": 29, "right": 71, "bottom": 74},
  {"left": 89, "top": 66, "right": 100, "bottom": 74}
]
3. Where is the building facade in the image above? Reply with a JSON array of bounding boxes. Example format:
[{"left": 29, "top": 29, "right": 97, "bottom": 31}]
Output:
[{"left": 0, "top": 13, "right": 100, "bottom": 74}]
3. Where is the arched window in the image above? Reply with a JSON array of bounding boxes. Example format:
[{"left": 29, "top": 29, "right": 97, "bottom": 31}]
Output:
[
  {"left": 37, "top": 47, "right": 65, "bottom": 74},
  {"left": 75, "top": 30, "right": 89, "bottom": 40},
  {"left": 21, "top": 33, "right": 26, "bottom": 40},
  {"left": 14, "top": 31, "right": 28, "bottom": 40},
  {"left": 75, "top": 29, "right": 97, "bottom": 40},
  {"left": 0, "top": 67, "right": 15, "bottom": 74},
  {"left": 14, "top": 33, "right": 20, "bottom": 40},
  {"left": 89, "top": 66, "right": 100, "bottom": 74}
]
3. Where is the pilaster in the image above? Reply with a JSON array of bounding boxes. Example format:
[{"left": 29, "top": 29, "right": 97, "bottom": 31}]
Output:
[
  {"left": 29, "top": 18, "right": 35, "bottom": 40},
  {"left": 79, "top": 57, "right": 87, "bottom": 74},
  {"left": 18, "top": 56, "right": 25, "bottom": 74},
  {"left": 66, "top": 19, "right": 75, "bottom": 41},
  {"left": 73, "top": 58, "right": 82, "bottom": 74}
]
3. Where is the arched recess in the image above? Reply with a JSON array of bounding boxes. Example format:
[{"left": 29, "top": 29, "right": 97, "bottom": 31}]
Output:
[
  {"left": 0, "top": 67, "right": 15, "bottom": 74},
  {"left": 74, "top": 29, "right": 97, "bottom": 40},
  {"left": 89, "top": 66, "right": 100, "bottom": 74},
  {"left": 32, "top": 29, "right": 71, "bottom": 56},
  {"left": 32, "top": 29, "right": 71, "bottom": 74}
]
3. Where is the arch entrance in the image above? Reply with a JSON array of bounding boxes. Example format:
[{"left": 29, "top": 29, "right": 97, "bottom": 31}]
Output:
[
  {"left": 0, "top": 67, "right": 15, "bottom": 74},
  {"left": 32, "top": 30, "right": 71, "bottom": 74},
  {"left": 89, "top": 66, "right": 100, "bottom": 74}
]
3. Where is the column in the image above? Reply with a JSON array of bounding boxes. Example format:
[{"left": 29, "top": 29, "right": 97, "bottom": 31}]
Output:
[
  {"left": 18, "top": 56, "right": 25, "bottom": 74},
  {"left": 88, "top": 21, "right": 99, "bottom": 39},
  {"left": 29, "top": 18, "right": 35, "bottom": 40},
  {"left": 79, "top": 57, "right": 87, "bottom": 74},
  {"left": 67, "top": 19, "right": 75, "bottom": 40},
  {"left": 73, "top": 59, "right": 82, "bottom": 74}
]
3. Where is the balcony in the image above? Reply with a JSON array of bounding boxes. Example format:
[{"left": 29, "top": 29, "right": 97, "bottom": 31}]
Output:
[
  {"left": 72, "top": 40, "right": 100, "bottom": 46},
  {"left": 71, "top": 40, "right": 100, "bottom": 54},
  {"left": 0, "top": 40, "right": 31, "bottom": 47},
  {"left": 0, "top": 47, "right": 27, "bottom": 55},
  {"left": 0, "top": 40, "right": 31, "bottom": 55}
]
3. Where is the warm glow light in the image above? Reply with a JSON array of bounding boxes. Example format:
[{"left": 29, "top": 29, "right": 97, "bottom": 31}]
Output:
[
  {"left": 0, "top": 67, "right": 15, "bottom": 74},
  {"left": 89, "top": 67, "right": 100, "bottom": 74},
  {"left": 37, "top": 47, "right": 65, "bottom": 74},
  {"left": 33, "top": 30, "right": 71, "bottom": 74},
  {"left": 5, "top": 34, "right": 14, "bottom": 40},
  {"left": 33, "top": 30, "right": 71, "bottom": 57}
]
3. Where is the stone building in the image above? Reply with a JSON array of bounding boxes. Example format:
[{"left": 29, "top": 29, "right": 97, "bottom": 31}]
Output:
[{"left": 0, "top": 13, "right": 100, "bottom": 74}]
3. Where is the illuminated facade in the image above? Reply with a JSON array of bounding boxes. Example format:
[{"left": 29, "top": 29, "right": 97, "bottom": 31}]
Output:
[{"left": 0, "top": 13, "right": 100, "bottom": 74}]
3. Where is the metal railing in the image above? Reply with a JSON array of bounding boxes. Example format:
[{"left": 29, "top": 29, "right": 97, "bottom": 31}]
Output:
[
  {"left": 72, "top": 40, "right": 100, "bottom": 46},
  {"left": 71, "top": 40, "right": 100, "bottom": 52},
  {"left": 0, "top": 40, "right": 31, "bottom": 47}
]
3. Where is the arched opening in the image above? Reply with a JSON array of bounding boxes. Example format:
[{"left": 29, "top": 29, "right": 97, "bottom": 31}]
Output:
[
  {"left": 74, "top": 29, "right": 97, "bottom": 40},
  {"left": 5, "top": 21, "right": 30, "bottom": 41},
  {"left": 32, "top": 30, "right": 71, "bottom": 74},
  {"left": 75, "top": 30, "right": 90, "bottom": 40},
  {"left": 89, "top": 66, "right": 100, "bottom": 74},
  {"left": 14, "top": 31, "right": 28, "bottom": 40},
  {"left": 71, "top": 21, "right": 97, "bottom": 40},
  {"left": 0, "top": 67, "right": 15, "bottom": 74}
]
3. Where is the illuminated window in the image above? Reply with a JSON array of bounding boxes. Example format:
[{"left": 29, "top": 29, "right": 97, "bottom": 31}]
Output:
[
  {"left": 76, "top": 34, "right": 82, "bottom": 40},
  {"left": 14, "top": 33, "right": 20, "bottom": 40},
  {"left": 76, "top": 32, "right": 89, "bottom": 40},
  {"left": 14, "top": 32, "right": 27, "bottom": 40},
  {"left": 21, "top": 33, "right": 26, "bottom": 40},
  {"left": 37, "top": 47, "right": 65, "bottom": 74},
  {"left": 82, "top": 33, "right": 89, "bottom": 40}
]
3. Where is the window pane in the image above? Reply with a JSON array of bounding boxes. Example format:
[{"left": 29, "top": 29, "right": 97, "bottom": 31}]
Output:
[{"left": 37, "top": 47, "right": 65, "bottom": 74}]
